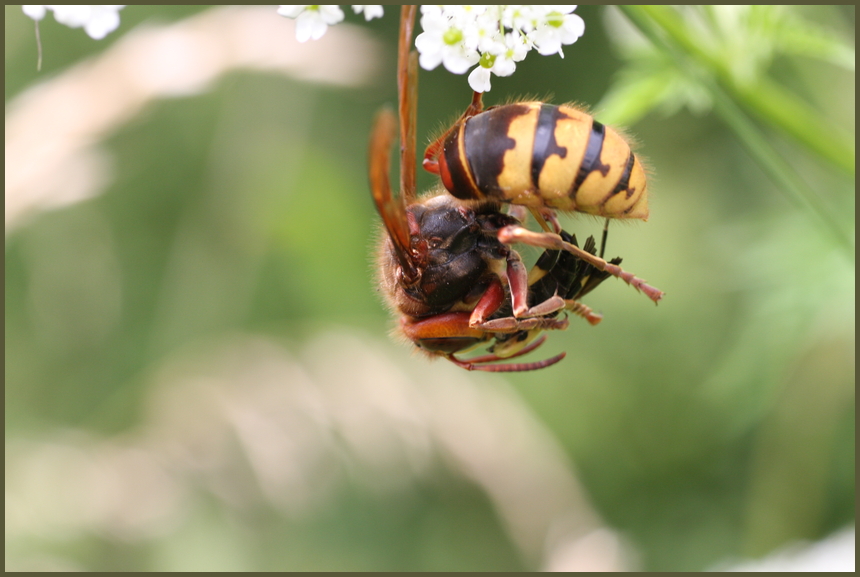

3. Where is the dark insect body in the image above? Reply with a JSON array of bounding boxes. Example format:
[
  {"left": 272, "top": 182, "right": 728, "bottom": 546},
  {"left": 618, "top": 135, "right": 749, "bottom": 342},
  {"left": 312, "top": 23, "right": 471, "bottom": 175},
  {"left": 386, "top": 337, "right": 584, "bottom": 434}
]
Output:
[{"left": 368, "top": 6, "right": 663, "bottom": 372}]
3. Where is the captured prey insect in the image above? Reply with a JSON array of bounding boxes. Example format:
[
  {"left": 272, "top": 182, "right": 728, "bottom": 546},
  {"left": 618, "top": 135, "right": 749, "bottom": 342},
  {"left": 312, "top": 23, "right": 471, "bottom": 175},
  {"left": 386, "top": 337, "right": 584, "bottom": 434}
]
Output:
[{"left": 368, "top": 6, "right": 663, "bottom": 372}]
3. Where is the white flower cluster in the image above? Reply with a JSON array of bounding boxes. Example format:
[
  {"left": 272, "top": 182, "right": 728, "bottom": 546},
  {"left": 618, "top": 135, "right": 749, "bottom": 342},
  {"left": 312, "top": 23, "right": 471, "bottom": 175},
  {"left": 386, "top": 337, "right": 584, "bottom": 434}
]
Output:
[
  {"left": 277, "top": 5, "right": 383, "bottom": 43},
  {"left": 278, "top": 5, "right": 585, "bottom": 93},
  {"left": 22, "top": 5, "right": 584, "bottom": 92},
  {"left": 22, "top": 5, "right": 125, "bottom": 40},
  {"left": 416, "top": 5, "right": 584, "bottom": 92}
]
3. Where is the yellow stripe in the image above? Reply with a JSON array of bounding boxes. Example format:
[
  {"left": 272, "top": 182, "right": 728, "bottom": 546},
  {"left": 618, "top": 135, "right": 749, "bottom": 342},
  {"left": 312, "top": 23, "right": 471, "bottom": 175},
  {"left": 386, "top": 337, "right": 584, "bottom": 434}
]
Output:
[{"left": 496, "top": 105, "right": 539, "bottom": 202}]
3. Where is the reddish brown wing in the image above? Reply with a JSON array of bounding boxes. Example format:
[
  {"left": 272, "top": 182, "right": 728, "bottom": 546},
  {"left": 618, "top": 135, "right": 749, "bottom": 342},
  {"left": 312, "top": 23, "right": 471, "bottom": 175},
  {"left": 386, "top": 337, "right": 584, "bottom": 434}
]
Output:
[
  {"left": 398, "top": 6, "right": 418, "bottom": 203},
  {"left": 368, "top": 108, "right": 417, "bottom": 281}
]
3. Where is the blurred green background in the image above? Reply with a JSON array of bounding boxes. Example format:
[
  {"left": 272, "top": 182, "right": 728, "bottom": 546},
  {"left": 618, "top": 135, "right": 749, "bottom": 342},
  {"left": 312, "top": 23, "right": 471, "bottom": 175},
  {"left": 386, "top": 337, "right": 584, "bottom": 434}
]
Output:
[{"left": 5, "top": 5, "right": 854, "bottom": 571}]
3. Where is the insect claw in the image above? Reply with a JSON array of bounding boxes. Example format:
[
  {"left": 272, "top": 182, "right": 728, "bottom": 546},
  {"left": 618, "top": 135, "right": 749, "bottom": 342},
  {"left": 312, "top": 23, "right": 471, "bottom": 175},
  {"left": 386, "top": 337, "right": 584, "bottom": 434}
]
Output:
[{"left": 565, "top": 300, "right": 603, "bottom": 325}]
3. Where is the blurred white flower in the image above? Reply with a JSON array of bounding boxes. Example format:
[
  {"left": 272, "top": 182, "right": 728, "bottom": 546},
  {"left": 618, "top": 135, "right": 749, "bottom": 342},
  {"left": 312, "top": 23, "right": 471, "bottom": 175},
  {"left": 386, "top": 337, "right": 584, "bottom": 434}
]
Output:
[
  {"left": 22, "top": 5, "right": 46, "bottom": 20},
  {"left": 22, "top": 5, "right": 125, "bottom": 40},
  {"left": 352, "top": 5, "right": 383, "bottom": 21},
  {"left": 277, "top": 5, "right": 345, "bottom": 43}
]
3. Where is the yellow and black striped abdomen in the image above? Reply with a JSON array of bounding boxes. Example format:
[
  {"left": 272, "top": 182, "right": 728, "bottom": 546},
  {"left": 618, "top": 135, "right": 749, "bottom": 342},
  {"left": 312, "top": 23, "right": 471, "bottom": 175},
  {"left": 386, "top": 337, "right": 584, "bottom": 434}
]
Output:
[{"left": 438, "top": 102, "right": 649, "bottom": 220}]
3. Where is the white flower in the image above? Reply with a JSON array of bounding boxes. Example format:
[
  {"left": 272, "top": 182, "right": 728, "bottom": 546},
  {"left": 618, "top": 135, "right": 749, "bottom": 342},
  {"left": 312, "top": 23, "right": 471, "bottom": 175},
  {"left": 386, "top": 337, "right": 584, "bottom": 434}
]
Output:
[
  {"left": 529, "top": 8, "right": 584, "bottom": 57},
  {"left": 352, "top": 5, "right": 383, "bottom": 21},
  {"left": 464, "top": 32, "right": 524, "bottom": 92},
  {"left": 277, "top": 5, "right": 345, "bottom": 43},
  {"left": 414, "top": 7, "right": 480, "bottom": 74},
  {"left": 272, "top": 5, "right": 585, "bottom": 92},
  {"left": 412, "top": 5, "right": 585, "bottom": 92},
  {"left": 21, "top": 5, "right": 584, "bottom": 91},
  {"left": 22, "top": 5, "right": 125, "bottom": 40}
]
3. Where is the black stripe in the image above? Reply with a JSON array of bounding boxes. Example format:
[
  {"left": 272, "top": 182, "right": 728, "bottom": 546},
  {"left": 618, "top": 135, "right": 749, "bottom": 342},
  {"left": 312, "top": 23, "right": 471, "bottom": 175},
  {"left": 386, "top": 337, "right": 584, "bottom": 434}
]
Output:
[
  {"left": 608, "top": 153, "right": 635, "bottom": 199},
  {"left": 442, "top": 127, "right": 480, "bottom": 200},
  {"left": 571, "top": 120, "right": 606, "bottom": 194},
  {"left": 531, "top": 104, "right": 568, "bottom": 188},
  {"left": 464, "top": 105, "right": 527, "bottom": 196}
]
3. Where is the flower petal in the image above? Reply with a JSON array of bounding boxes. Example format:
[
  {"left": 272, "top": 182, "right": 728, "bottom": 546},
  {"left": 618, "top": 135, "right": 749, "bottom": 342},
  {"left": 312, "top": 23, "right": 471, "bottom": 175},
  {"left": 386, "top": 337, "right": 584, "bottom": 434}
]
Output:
[{"left": 468, "top": 66, "right": 492, "bottom": 93}]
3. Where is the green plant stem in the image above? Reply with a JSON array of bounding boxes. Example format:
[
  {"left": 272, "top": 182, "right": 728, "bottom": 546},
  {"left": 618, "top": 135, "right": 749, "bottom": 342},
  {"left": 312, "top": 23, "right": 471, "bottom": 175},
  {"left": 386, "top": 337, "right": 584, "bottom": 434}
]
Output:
[
  {"left": 733, "top": 78, "right": 854, "bottom": 177},
  {"left": 620, "top": 5, "right": 854, "bottom": 259},
  {"left": 633, "top": 5, "right": 854, "bottom": 177}
]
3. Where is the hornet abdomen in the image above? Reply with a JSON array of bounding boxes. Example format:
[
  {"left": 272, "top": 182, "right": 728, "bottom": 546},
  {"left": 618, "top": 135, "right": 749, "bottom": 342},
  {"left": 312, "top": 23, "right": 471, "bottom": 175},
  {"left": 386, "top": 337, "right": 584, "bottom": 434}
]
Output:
[{"left": 437, "top": 103, "right": 649, "bottom": 220}]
